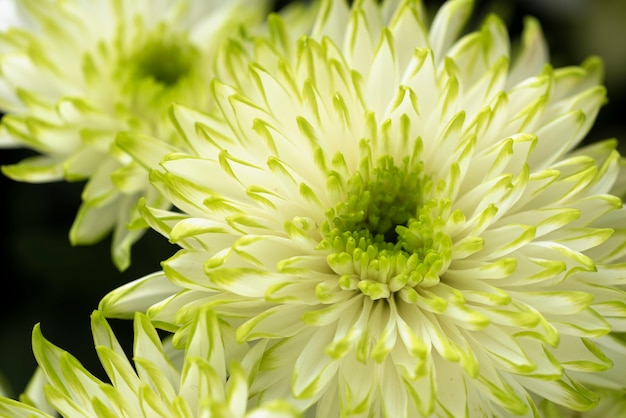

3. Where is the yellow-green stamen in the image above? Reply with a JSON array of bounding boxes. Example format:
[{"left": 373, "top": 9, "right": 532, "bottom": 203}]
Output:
[{"left": 319, "top": 156, "right": 452, "bottom": 300}]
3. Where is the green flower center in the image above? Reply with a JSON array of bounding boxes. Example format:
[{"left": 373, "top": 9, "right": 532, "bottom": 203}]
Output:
[
  {"left": 319, "top": 156, "right": 452, "bottom": 301},
  {"left": 109, "top": 23, "right": 204, "bottom": 132},
  {"left": 132, "top": 32, "right": 197, "bottom": 87},
  {"left": 328, "top": 156, "right": 423, "bottom": 248}
]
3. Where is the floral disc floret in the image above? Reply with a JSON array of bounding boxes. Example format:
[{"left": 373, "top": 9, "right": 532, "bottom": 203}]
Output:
[{"left": 321, "top": 155, "right": 453, "bottom": 301}]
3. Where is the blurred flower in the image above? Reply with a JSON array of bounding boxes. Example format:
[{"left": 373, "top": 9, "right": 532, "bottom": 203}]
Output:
[
  {"left": 0, "top": 309, "right": 299, "bottom": 417},
  {"left": 0, "top": 0, "right": 268, "bottom": 270},
  {"left": 99, "top": 0, "right": 626, "bottom": 415}
]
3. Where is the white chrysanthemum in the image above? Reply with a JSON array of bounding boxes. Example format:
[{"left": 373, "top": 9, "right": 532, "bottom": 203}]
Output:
[
  {"left": 101, "top": 0, "right": 626, "bottom": 415},
  {"left": 0, "top": 309, "right": 300, "bottom": 418},
  {"left": 0, "top": 0, "right": 268, "bottom": 269}
]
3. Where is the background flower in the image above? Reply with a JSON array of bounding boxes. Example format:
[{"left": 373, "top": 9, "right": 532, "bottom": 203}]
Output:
[
  {"left": 0, "top": 308, "right": 300, "bottom": 417},
  {"left": 0, "top": 0, "right": 269, "bottom": 270},
  {"left": 99, "top": 0, "right": 626, "bottom": 415}
]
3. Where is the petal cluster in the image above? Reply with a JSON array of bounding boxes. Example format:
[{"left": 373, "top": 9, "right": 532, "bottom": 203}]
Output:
[
  {"left": 0, "top": 309, "right": 300, "bottom": 418},
  {"left": 0, "top": 0, "right": 268, "bottom": 269}
]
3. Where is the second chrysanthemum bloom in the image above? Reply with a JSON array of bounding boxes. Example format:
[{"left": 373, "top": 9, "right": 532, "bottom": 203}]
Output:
[
  {"left": 0, "top": 308, "right": 300, "bottom": 417},
  {"left": 103, "top": 0, "right": 626, "bottom": 416},
  {"left": 0, "top": 0, "right": 269, "bottom": 269}
]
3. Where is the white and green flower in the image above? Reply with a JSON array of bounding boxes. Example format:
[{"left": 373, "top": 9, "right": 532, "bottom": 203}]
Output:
[
  {"left": 0, "top": 309, "right": 300, "bottom": 417},
  {"left": 0, "top": 0, "right": 269, "bottom": 269},
  {"left": 101, "top": 0, "right": 626, "bottom": 415}
]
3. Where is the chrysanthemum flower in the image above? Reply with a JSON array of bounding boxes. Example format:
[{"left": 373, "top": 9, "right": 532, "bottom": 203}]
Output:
[
  {"left": 0, "top": 309, "right": 300, "bottom": 417},
  {"left": 102, "top": 0, "right": 626, "bottom": 415},
  {"left": 0, "top": 0, "right": 268, "bottom": 269}
]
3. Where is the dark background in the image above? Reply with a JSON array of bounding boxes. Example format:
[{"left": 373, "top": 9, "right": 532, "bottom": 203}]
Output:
[{"left": 1, "top": 0, "right": 625, "bottom": 396}]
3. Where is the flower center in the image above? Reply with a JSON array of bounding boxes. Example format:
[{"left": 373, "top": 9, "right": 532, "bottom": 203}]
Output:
[
  {"left": 132, "top": 31, "right": 197, "bottom": 87},
  {"left": 109, "top": 23, "right": 205, "bottom": 129},
  {"left": 319, "top": 156, "right": 452, "bottom": 301}
]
